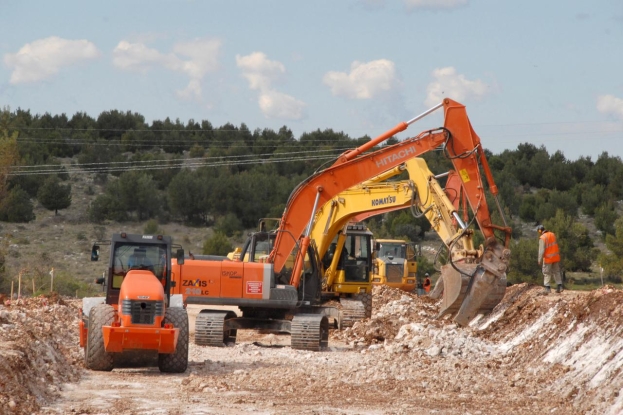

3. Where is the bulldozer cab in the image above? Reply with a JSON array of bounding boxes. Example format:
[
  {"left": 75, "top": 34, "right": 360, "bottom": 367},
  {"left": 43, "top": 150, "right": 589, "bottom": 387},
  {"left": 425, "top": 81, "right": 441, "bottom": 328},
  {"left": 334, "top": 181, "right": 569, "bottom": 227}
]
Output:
[
  {"left": 377, "top": 242, "right": 406, "bottom": 260},
  {"left": 375, "top": 240, "right": 419, "bottom": 261}
]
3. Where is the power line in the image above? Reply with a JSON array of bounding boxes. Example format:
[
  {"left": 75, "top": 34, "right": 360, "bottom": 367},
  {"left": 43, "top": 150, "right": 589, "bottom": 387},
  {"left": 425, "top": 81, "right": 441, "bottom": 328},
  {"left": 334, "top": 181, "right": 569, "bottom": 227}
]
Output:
[
  {"left": 7, "top": 153, "right": 341, "bottom": 177},
  {"left": 11, "top": 147, "right": 351, "bottom": 171}
]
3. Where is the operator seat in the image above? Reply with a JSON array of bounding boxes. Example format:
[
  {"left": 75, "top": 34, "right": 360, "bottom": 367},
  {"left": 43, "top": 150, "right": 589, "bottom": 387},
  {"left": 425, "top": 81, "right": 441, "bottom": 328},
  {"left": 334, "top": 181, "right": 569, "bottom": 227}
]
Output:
[{"left": 128, "top": 248, "right": 153, "bottom": 270}]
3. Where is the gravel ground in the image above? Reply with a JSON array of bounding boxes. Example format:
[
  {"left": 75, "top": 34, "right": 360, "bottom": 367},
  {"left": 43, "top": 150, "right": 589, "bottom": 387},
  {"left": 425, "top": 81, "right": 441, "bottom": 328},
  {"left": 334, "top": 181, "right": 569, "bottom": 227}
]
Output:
[{"left": 1, "top": 284, "right": 622, "bottom": 415}]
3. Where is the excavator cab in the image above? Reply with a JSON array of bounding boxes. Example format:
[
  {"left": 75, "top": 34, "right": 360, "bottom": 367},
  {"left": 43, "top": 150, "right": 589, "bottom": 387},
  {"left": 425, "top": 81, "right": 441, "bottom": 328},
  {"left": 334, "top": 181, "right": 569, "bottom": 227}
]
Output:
[{"left": 237, "top": 231, "right": 274, "bottom": 263}]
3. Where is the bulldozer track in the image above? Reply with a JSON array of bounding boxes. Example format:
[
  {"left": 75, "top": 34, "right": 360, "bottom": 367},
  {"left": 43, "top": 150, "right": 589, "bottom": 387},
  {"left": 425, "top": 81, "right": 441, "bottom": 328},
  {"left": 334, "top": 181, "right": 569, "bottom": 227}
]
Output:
[
  {"left": 194, "top": 310, "right": 237, "bottom": 347},
  {"left": 290, "top": 314, "right": 329, "bottom": 351}
]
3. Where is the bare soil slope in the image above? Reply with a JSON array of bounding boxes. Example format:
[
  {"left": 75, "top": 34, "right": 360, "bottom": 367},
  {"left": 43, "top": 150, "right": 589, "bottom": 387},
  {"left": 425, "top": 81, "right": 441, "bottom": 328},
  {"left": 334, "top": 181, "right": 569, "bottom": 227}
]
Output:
[{"left": 1, "top": 284, "right": 622, "bottom": 415}]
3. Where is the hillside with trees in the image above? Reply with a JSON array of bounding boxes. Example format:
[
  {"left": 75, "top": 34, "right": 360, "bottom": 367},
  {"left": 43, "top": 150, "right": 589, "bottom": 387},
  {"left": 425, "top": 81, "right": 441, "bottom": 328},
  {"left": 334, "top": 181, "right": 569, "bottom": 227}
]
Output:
[{"left": 1, "top": 107, "right": 622, "bottom": 295}]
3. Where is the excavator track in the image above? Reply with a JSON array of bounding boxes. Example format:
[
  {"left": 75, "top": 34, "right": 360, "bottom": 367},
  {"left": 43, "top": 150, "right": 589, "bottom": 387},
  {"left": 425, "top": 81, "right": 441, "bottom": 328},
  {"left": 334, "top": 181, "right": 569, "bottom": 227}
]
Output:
[
  {"left": 338, "top": 299, "right": 367, "bottom": 329},
  {"left": 290, "top": 314, "right": 329, "bottom": 351},
  {"left": 352, "top": 293, "right": 373, "bottom": 318},
  {"left": 195, "top": 311, "right": 237, "bottom": 347}
]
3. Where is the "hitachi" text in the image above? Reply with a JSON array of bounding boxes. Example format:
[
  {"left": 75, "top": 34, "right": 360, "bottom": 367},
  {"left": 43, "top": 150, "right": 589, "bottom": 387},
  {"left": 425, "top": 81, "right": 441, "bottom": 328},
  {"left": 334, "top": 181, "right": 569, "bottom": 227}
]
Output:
[{"left": 375, "top": 147, "right": 417, "bottom": 168}]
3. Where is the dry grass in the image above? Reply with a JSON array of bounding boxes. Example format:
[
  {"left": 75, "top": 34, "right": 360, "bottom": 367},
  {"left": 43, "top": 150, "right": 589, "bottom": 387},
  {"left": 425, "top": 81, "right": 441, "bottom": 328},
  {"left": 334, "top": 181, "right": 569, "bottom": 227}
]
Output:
[{"left": 1, "top": 171, "right": 212, "bottom": 296}]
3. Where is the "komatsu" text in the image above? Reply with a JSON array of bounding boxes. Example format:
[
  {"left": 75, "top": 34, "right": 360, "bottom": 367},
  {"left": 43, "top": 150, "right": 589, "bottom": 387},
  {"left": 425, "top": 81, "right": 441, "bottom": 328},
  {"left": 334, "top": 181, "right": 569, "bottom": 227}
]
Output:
[{"left": 372, "top": 195, "right": 397, "bottom": 206}]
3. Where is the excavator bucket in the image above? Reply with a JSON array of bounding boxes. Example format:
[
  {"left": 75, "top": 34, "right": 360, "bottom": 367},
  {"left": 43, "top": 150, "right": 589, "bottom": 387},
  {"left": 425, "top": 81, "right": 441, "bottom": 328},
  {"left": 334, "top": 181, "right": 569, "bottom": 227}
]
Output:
[{"left": 437, "top": 238, "right": 510, "bottom": 326}]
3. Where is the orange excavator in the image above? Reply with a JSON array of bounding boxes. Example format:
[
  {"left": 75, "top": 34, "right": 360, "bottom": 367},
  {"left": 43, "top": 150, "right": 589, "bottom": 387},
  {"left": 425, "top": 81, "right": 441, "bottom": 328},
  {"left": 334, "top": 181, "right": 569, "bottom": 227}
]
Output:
[{"left": 170, "top": 98, "right": 512, "bottom": 350}]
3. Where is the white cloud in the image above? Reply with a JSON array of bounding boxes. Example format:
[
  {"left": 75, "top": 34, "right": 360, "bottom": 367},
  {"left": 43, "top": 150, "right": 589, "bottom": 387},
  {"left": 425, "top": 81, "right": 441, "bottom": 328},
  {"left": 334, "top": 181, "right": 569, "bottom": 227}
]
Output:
[
  {"left": 236, "top": 52, "right": 305, "bottom": 120},
  {"left": 259, "top": 91, "right": 307, "bottom": 120},
  {"left": 176, "top": 79, "right": 202, "bottom": 102},
  {"left": 323, "top": 59, "right": 400, "bottom": 100},
  {"left": 112, "top": 41, "right": 178, "bottom": 72},
  {"left": 425, "top": 67, "right": 488, "bottom": 107},
  {"left": 4, "top": 36, "right": 100, "bottom": 84},
  {"left": 112, "top": 38, "right": 221, "bottom": 102},
  {"left": 596, "top": 95, "right": 623, "bottom": 119},
  {"left": 404, "top": 0, "right": 468, "bottom": 10},
  {"left": 173, "top": 39, "right": 221, "bottom": 79},
  {"left": 236, "top": 52, "right": 285, "bottom": 91}
]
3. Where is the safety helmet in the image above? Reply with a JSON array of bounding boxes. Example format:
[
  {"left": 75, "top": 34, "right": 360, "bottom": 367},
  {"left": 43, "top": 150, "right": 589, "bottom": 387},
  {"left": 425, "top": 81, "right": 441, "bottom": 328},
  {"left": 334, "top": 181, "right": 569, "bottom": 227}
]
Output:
[
  {"left": 536, "top": 225, "right": 545, "bottom": 233},
  {"left": 425, "top": 273, "right": 430, "bottom": 277}
]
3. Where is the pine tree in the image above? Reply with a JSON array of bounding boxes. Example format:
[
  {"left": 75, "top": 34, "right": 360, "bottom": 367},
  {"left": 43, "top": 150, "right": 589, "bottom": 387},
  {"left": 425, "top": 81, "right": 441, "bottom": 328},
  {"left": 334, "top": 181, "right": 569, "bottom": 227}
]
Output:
[{"left": 37, "top": 175, "right": 72, "bottom": 215}]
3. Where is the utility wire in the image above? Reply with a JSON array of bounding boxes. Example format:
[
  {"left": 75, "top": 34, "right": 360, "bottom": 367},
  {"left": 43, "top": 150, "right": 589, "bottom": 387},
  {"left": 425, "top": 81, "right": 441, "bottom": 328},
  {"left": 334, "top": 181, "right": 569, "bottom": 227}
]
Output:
[
  {"left": 11, "top": 147, "right": 351, "bottom": 171},
  {"left": 7, "top": 153, "right": 341, "bottom": 176}
]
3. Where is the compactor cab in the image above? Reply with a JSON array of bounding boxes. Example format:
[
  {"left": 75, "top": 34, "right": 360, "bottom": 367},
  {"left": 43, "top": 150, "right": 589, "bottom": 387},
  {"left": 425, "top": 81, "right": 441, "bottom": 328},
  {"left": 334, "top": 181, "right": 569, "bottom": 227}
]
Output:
[{"left": 79, "top": 233, "right": 189, "bottom": 373}]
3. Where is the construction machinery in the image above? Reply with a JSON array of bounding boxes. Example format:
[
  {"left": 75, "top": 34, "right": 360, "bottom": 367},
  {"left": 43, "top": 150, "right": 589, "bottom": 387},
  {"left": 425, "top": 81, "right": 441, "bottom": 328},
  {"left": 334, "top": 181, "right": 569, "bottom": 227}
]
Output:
[
  {"left": 311, "top": 158, "right": 429, "bottom": 294},
  {"left": 80, "top": 233, "right": 189, "bottom": 373},
  {"left": 371, "top": 238, "right": 419, "bottom": 291},
  {"left": 167, "top": 98, "right": 511, "bottom": 351},
  {"left": 227, "top": 219, "right": 375, "bottom": 327}
]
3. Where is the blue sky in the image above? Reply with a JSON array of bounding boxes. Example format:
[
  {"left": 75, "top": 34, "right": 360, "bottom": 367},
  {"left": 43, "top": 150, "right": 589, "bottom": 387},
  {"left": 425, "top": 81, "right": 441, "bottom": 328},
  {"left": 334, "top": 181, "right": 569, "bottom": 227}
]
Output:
[{"left": 1, "top": 0, "right": 622, "bottom": 161}]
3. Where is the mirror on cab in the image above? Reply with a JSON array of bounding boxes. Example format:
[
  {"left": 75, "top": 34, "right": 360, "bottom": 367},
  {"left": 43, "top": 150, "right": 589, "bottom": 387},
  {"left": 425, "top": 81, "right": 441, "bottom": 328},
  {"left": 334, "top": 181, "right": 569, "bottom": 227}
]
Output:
[
  {"left": 91, "top": 245, "right": 100, "bottom": 261},
  {"left": 95, "top": 277, "right": 105, "bottom": 285},
  {"left": 176, "top": 248, "right": 185, "bottom": 265}
]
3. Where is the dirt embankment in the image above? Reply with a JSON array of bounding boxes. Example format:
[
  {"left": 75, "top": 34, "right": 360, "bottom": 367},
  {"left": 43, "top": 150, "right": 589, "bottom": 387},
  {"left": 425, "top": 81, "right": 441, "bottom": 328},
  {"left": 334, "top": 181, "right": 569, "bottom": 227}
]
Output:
[{"left": 1, "top": 284, "right": 622, "bottom": 415}]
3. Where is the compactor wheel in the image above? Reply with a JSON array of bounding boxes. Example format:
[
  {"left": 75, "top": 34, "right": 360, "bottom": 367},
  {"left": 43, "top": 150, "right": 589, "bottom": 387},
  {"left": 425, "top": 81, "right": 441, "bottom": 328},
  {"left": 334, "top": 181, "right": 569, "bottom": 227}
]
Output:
[
  {"left": 158, "top": 307, "right": 189, "bottom": 373},
  {"left": 195, "top": 311, "right": 237, "bottom": 347},
  {"left": 291, "top": 314, "right": 329, "bottom": 352},
  {"left": 85, "top": 304, "right": 115, "bottom": 371},
  {"left": 353, "top": 293, "right": 373, "bottom": 318}
]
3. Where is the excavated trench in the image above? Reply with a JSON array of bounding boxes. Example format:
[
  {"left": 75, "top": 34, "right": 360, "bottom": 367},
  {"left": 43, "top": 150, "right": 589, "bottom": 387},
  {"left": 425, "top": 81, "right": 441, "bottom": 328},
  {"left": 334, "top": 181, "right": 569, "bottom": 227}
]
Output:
[{"left": 1, "top": 284, "right": 622, "bottom": 414}]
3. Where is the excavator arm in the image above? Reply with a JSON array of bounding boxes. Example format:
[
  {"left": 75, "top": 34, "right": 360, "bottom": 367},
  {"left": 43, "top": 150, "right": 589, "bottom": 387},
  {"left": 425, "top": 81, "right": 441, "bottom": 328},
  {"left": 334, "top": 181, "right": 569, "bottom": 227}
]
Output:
[
  {"left": 403, "top": 158, "right": 510, "bottom": 324},
  {"left": 266, "top": 99, "right": 510, "bottom": 326},
  {"left": 310, "top": 155, "right": 510, "bottom": 325}
]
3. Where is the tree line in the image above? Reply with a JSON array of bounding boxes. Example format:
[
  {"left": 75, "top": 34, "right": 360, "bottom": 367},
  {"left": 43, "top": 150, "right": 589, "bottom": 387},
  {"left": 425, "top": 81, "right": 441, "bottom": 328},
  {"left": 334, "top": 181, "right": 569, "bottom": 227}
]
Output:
[{"left": 1, "top": 107, "right": 622, "bottom": 282}]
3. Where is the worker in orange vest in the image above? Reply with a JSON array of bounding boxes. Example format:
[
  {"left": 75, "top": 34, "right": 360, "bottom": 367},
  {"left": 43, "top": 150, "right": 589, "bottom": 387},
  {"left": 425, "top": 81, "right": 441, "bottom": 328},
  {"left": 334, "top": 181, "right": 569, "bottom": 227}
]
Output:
[
  {"left": 423, "top": 273, "right": 432, "bottom": 294},
  {"left": 537, "top": 225, "right": 563, "bottom": 294}
]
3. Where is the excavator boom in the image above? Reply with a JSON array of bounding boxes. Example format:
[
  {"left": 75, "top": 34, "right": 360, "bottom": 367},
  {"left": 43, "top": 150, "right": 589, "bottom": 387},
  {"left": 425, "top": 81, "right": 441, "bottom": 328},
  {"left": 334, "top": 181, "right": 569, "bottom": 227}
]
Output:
[
  {"left": 271, "top": 100, "right": 488, "bottom": 276},
  {"left": 270, "top": 100, "right": 510, "bottom": 310},
  {"left": 312, "top": 155, "right": 511, "bottom": 325},
  {"left": 255, "top": 98, "right": 511, "bottom": 326}
]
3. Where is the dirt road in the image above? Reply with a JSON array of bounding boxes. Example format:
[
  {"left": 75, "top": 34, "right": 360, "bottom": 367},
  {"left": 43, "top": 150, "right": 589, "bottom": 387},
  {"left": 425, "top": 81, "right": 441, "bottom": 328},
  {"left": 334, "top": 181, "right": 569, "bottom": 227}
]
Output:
[{"left": 2, "top": 285, "right": 623, "bottom": 415}]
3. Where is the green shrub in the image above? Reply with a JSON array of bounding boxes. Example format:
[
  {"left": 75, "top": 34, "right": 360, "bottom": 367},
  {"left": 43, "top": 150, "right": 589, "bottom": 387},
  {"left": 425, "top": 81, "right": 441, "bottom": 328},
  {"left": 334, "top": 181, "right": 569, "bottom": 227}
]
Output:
[
  {"left": 214, "top": 213, "right": 244, "bottom": 238},
  {"left": 0, "top": 186, "right": 35, "bottom": 223},
  {"left": 189, "top": 144, "right": 205, "bottom": 158},
  {"left": 203, "top": 232, "right": 233, "bottom": 256},
  {"left": 143, "top": 219, "right": 161, "bottom": 235}
]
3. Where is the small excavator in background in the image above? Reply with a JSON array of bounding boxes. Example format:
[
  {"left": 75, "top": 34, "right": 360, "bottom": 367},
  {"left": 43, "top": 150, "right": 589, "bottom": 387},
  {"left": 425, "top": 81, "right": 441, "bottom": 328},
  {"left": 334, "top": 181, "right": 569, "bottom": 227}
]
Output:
[{"left": 166, "top": 98, "right": 512, "bottom": 351}]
